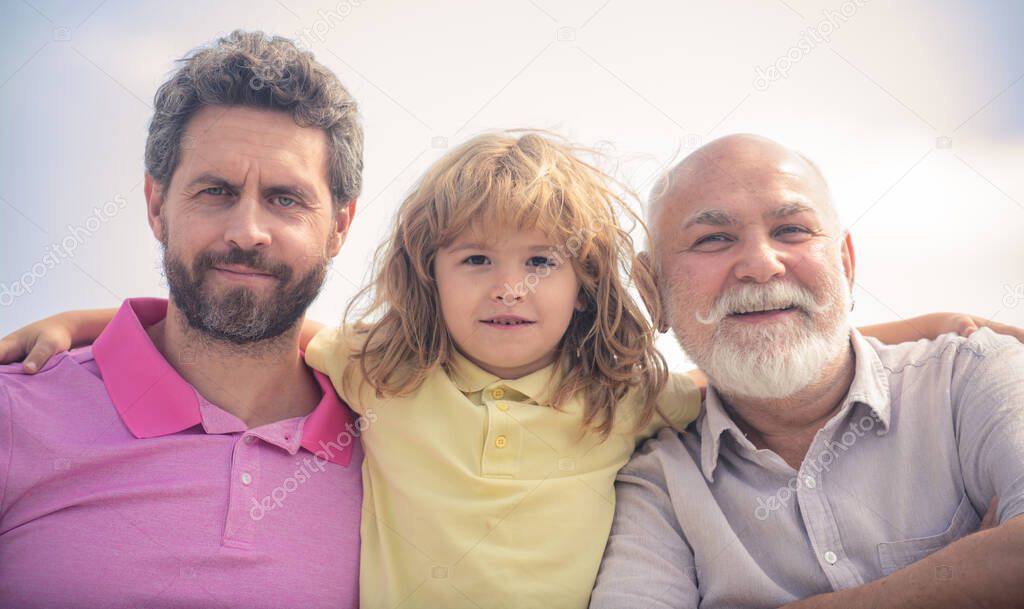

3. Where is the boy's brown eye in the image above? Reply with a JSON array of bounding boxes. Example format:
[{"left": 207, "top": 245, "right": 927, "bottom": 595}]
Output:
[{"left": 463, "top": 255, "right": 488, "bottom": 265}]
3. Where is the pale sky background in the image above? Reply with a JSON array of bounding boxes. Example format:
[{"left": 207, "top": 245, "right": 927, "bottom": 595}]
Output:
[{"left": 0, "top": 0, "right": 1021, "bottom": 370}]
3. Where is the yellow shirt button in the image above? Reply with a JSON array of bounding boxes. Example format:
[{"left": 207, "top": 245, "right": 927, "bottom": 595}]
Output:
[
  {"left": 491, "top": 388, "right": 505, "bottom": 399},
  {"left": 495, "top": 435, "right": 508, "bottom": 448},
  {"left": 497, "top": 402, "right": 509, "bottom": 412}
]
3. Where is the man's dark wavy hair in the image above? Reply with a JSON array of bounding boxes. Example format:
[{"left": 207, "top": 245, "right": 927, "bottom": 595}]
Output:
[{"left": 145, "top": 30, "right": 363, "bottom": 207}]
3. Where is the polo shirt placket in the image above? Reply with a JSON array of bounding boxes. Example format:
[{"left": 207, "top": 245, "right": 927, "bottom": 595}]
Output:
[{"left": 481, "top": 385, "right": 521, "bottom": 478}]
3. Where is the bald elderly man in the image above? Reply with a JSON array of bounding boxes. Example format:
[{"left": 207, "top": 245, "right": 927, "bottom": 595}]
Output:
[{"left": 590, "top": 135, "right": 1024, "bottom": 608}]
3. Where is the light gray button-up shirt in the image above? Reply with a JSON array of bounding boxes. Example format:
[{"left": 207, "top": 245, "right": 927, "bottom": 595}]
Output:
[{"left": 591, "top": 329, "right": 1024, "bottom": 608}]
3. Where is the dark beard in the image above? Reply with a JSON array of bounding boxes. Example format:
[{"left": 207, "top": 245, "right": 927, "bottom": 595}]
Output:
[{"left": 162, "top": 242, "right": 328, "bottom": 346}]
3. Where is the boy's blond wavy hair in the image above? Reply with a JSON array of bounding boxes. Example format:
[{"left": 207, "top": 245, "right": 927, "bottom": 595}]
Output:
[{"left": 345, "top": 131, "right": 668, "bottom": 437}]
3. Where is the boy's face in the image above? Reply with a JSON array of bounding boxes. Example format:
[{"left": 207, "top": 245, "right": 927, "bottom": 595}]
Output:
[{"left": 434, "top": 227, "right": 582, "bottom": 379}]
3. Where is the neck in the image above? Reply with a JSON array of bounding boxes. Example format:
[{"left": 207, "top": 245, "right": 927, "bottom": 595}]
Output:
[
  {"left": 146, "top": 301, "right": 322, "bottom": 428},
  {"left": 717, "top": 341, "right": 856, "bottom": 469}
]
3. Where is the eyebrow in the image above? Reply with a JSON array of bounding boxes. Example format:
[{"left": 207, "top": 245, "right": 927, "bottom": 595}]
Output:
[
  {"left": 446, "top": 242, "right": 490, "bottom": 252},
  {"left": 683, "top": 209, "right": 737, "bottom": 229},
  {"left": 446, "top": 243, "right": 558, "bottom": 253},
  {"left": 186, "top": 173, "right": 239, "bottom": 191},
  {"left": 683, "top": 202, "right": 817, "bottom": 229},
  {"left": 771, "top": 202, "right": 816, "bottom": 219}
]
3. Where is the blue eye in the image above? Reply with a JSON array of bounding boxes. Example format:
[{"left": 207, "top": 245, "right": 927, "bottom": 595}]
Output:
[
  {"left": 463, "top": 255, "right": 489, "bottom": 265},
  {"left": 203, "top": 186, "right": 229, "bottom": 196},
  {"left": 274, "top": 195, "right": 298, "bottom": 208}
]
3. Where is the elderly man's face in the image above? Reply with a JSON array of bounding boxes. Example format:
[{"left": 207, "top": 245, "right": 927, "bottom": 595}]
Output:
[
  {"left": 652, "top": 144, "right": 855, "bottom": 399},
  {"left": 144, "top": 106, "right": 352, "bottom": 344}
]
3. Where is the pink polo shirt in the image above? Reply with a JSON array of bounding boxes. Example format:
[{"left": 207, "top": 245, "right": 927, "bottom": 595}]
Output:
[{"left": 0, "top": 298, "right": 361, "bottom": 608}]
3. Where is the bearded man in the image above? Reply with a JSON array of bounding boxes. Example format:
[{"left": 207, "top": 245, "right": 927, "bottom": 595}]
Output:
[
  {"left": 0, "top": 31, "right": 363, "bottom": 608},
  {"left": 590, "top": 134, "right": 1024, "bottom": 608}
]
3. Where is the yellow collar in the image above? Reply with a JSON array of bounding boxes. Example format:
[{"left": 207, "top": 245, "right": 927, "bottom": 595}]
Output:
[{"left": 448, "top": 350, "right": 560, "bottom": 406}]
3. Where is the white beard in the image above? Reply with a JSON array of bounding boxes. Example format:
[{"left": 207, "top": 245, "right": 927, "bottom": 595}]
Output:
[
  {"left": 677, "top": 277, "right": 852, "bottom": 400},
  {"left": 703, "top": 308, "right": 849, "bottom": 399}
]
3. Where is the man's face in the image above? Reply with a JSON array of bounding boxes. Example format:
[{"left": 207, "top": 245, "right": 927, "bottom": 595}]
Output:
[
  {"left": 652, "top": 143, "right": 854, "bottom": 399},
  {"left": 146, "top": 105, "right": 352, "bottom": 345}
]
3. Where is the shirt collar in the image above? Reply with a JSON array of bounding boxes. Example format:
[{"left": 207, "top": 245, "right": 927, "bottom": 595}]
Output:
[
  {"left": 699, "top": 328, "right": 892, "bottom": 481},
  {"left": 448, "top": 349, "right": 557, "bottom": 405},
  {"left": 93, "top": 298, "right": 357, "bottom": 467}
]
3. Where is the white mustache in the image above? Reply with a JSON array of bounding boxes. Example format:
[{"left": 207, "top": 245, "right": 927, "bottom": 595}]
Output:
[{"left": 696, "top": 282, "right": 829, "bottom": 325}]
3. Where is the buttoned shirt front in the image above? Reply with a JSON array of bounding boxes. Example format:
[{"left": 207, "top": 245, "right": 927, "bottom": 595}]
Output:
[
  {"left": 591, "top": 329, "right": 1024, "bottom": 608},
  {"left": 307, "top": 326, "right": 701, "bottom": 609},
  {"left": 0, "top": 298, "right": 362, "bottom": 608}
]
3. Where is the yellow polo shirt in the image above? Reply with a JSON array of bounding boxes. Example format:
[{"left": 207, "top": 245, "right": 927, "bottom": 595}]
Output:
[{"left": 306, "top": 326, "right": 701, "bottom": 609}]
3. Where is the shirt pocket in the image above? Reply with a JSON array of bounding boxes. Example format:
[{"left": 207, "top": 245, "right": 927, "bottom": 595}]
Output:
[{"left": 876, "top": 495, "right": 981, "bottom": 575}]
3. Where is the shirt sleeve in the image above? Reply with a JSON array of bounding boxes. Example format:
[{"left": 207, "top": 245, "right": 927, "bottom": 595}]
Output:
[
  {"left": 638, "top": 371, "right": 702, "bottom": 439},
  {"left": 951, "top": 329, "right": 1024, "bottom": 524},
  {"left": 590, "top": 431, "right": 700, "bottom": 609},
  {"left": 305, "top": 325, "right": 365, "bottom": 415}
]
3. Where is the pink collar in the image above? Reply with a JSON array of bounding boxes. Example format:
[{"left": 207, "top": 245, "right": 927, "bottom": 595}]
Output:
[{"left": 93, "top": 298, "right": 356, "bottom": 466}]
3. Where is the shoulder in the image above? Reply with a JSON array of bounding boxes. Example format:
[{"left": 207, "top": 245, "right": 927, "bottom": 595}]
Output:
[
  {"left": 305, "top": 325, "right": 364, "bottom": 376},
  {"left": 621, "top": 426, "right": 693, "bottom": 479},
  {"left": 0, "top": 347, "right": 97, "bottom": 394},
  {"left": 0, "top": 347, "right": 107, "bottom": 427},
  {"left": 662, "top": 371, "right": 701, "bottom": 422},
  {"left": 865, "top": 328, "right": 1023, "bottom": 377},
  {"left": 620, "top": 372, "right": 701, "bottom": 439},
  {"left": 955, "top": 327, "right": 1024, "bottom": 361}
]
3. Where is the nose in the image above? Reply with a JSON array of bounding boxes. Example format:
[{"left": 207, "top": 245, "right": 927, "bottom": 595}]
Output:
[
  {"left": 222, "top": 190, "right": 272, "bottom": 250},
  {"left": 490, "top": 265, "right": 527, "bottom": 306},
  {"left": 734, "top": 236, "right": 786, "bottom": 283}
]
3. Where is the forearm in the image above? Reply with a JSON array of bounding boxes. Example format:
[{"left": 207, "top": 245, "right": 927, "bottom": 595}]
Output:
[
  {"left": 64, "top": 308, "right": 119, "bottom": 346},
  {"left": 857, "top": 313, "right": 952, "bottom": 344},
  {"left": 781, "top": 516, "right": 1024, "bottom": 609}
]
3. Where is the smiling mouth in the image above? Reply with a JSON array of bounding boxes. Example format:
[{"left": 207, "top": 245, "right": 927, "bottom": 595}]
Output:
[
  {"left": 730, "top": 305, "right": 797, "bottom": 316},
  {"left": 726, "top": 305, "right": 801, "bottom": 321},
  {"left": 481, "top": 317, "right": 535, "bottom": 327}
]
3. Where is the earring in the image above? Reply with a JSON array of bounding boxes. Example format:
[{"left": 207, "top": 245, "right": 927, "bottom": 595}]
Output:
[{"left": 850, "top": 298, "right": 856, "bottom": 312}]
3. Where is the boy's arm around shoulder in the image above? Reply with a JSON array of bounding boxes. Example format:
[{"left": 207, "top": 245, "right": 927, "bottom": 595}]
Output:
[{"left": 305, "top": 324, "right": 367, "bottom": 413}]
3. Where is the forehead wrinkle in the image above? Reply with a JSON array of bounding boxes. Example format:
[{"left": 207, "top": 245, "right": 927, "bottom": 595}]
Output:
[
  {"left": 770, "top": 201, "right": 816, "bottom": 219},
  {"left": 649, "top": 135, "right": 837, "bottom": 243},
  {"left": 188, "top": 113, "right": 327, "bottom": 175}
]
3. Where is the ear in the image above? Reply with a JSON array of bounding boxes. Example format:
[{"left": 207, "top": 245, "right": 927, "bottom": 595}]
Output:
[
  {"left": 637, "top": 251, "right": 670, "bottom": 333},
  {"left": 840, "top": 232, "right": 855, "bottom": 289},
  {"left": 144, "top": 175, "right": 167, "bottom": 242},
  {"left": 328, "top": 198, "right": 356, "bottom": 258}
]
